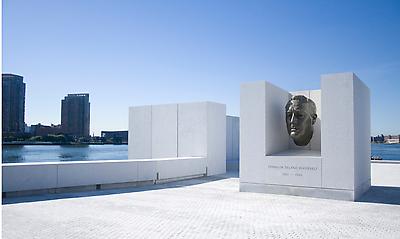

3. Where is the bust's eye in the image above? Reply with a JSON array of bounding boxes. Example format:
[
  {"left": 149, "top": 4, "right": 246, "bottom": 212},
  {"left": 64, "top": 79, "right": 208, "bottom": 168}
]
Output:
[{"left": 297, "top": 114, "right": 304, "bottom": 119}]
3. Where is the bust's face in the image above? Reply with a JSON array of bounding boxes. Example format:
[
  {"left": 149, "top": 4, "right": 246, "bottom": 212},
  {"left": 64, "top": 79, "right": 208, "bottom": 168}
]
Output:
[{"left": 285, "top": 99, "right": 315, "bottom": 145}]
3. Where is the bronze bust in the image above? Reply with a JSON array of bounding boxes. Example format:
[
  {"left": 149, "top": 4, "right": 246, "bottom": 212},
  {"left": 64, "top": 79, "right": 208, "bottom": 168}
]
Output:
[{"left": 285, "top": 95, "right": 317, "bottom": 146}]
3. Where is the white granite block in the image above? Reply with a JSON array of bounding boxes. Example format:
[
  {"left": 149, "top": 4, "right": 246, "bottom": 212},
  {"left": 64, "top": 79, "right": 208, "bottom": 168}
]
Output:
[
  {"left": 151, "top": 104, "right": 178, "bottom": 158},
  {"left": 206, "top": 102, "right": 226, "bottom": 175},
  {"left": 226, "top": 116, "right": 233, "bottom": 162},
  {"left": 321, "top": 73, "right": 355, "bottom": 190},
  {"left": 177, "top": 102, "right": 207, "bottom": 157},
  {"left": 265, "top": 82, "right": 291, "bottom": 155},
  {"left": 240, "top": 73, "right": 370, "bottom": 201},
  {"left": 353, "top": 74, "right": 371, "bottom": 197},
  {"left": 129, "top": 106, "right": 152, "bottom": 159},
  {"left": 240, "top": 81, "right": 269, "bottom": 183}
]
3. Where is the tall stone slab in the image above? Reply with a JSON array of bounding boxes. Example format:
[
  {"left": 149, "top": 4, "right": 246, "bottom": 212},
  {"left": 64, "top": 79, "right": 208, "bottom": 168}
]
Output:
[
  {"left": 226, "top": 116, "right": 240, "bottom": 171},
  {"left": 128, "top": 106, "right": 152, "bottom": 159},
  {"left": 177, "top": 102, "right": 208, "bottom": 158},
  {"left": 206, "top": 102, "right": 226, "bottom": 175},
  {"left": 321, "top": 72, "right": 371, "bottom": 198},
  {"left": 240, "top": 81, "right": 268, "bottom": 184},
  {"left": 151, "top": 104, "right": 178, "bottom": 158}
]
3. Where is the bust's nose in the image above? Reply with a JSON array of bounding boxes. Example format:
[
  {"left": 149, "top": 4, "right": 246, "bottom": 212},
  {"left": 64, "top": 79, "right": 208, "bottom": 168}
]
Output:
[{"left": 290, "top": 114, "right": 297, "bottom": 123}]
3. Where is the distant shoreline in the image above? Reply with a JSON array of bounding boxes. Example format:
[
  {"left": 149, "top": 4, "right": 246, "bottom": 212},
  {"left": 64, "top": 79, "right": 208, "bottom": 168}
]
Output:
[
  {"left": 371, "top": 142, "right": 400, "bottom": 145},
  {"left": 2, "top": 142, "right": 127, "bottom": 146}
]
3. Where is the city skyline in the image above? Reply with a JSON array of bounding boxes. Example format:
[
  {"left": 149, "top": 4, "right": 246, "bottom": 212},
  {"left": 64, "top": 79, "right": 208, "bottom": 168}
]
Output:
[
  {"left": 2, "top": 72, "right": 92, "bottom": 138},
  {"left": 3, "top": 0, "right": 400, "bottom": 135}
]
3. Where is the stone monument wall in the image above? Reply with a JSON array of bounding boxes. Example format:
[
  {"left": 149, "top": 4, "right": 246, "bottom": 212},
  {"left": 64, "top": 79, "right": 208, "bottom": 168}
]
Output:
[{"left": 240, "top": 72, "right": 370, "bottom": 201}]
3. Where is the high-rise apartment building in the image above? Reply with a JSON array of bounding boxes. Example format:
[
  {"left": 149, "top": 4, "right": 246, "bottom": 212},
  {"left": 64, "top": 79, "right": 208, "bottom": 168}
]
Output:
[
  {"left": 2, "top": 74, "right": 26, "bottom": 135},
  {"left": 61, "top": 93, "right": 90, "bottom": 137}
]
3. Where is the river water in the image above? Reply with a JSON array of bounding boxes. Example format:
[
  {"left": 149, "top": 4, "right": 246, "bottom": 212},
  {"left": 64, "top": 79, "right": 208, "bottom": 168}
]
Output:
[
  {"left": 2, "top": 144, "right": 400, "bottom": 163},
  {"left": 2, "top": 145, "right": 128, "bottom": 163},
  {"left": 371, "top": 143, "right": 400, "bottom": 160}
]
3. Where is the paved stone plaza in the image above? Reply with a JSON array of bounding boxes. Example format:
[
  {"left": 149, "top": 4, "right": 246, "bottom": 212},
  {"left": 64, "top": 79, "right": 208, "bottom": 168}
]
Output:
[{"left": 3, "top": 173, "right": 400, "bottom": 239}]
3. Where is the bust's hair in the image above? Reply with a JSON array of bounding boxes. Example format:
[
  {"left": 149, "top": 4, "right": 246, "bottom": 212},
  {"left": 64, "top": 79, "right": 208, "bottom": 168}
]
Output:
[{"left": 285, "top": 95, "right": 317, "bottom": 121}]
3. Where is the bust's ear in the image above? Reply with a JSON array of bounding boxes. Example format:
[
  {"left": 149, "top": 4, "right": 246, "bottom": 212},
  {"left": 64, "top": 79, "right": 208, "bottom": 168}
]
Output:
[{"left": 311, "top": 114, "right": 317, "bottom": 124}]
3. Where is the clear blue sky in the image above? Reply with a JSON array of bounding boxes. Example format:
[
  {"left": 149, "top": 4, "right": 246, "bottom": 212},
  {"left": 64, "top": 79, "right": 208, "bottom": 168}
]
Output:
[{"left": 3, "top": 0, "right": 400, "bottom": 136}]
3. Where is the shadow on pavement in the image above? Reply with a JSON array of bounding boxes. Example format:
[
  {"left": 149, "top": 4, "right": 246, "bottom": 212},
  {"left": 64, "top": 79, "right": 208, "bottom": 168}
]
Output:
[
  {"left": 358, "top": 186, "right": 400, "bottom": 205},
  {"left": 3, "top": 172, "right": 239, "bottom": 205}
]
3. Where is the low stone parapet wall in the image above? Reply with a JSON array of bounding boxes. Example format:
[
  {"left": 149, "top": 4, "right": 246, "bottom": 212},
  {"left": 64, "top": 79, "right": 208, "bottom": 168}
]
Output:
[
  {"left": 371, "top": 160, "right": 400, "bottom": 187},
  {"left": 2, "top": 157, "right": 206, "bottom": 197}
]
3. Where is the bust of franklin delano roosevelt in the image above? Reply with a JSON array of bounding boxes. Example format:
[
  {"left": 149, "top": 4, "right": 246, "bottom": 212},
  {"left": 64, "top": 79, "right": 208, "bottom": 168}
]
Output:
[{"left": 285, "top": 95, "right": 318, "bottom": 146}]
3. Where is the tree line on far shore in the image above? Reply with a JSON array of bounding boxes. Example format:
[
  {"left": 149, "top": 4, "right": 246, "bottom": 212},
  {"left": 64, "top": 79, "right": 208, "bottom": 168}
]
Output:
[{"left": 2, "top": 134, "right": 126, "bottom": 144}]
